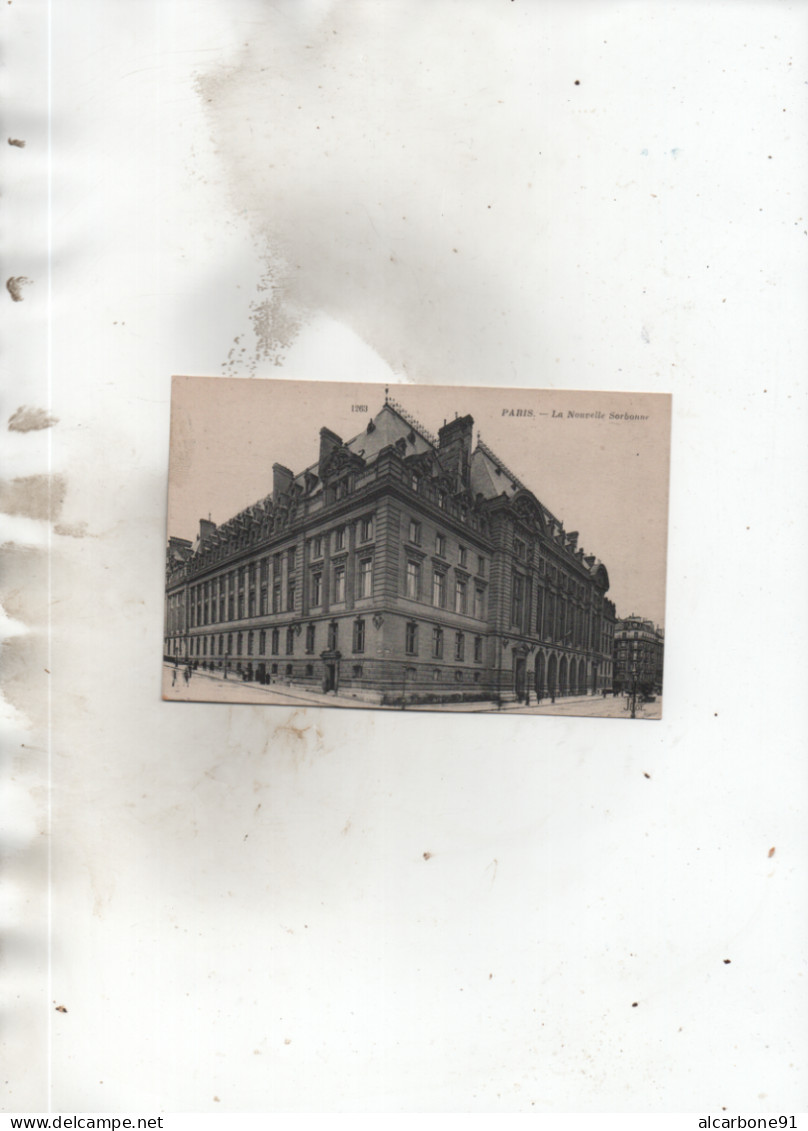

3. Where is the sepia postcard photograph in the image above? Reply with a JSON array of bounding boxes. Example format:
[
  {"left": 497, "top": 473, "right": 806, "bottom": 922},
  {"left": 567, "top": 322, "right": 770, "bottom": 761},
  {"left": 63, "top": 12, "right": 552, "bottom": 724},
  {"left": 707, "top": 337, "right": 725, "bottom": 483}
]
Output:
[{"left": 164, "top": 376, "right": 670, "bottom": 718}]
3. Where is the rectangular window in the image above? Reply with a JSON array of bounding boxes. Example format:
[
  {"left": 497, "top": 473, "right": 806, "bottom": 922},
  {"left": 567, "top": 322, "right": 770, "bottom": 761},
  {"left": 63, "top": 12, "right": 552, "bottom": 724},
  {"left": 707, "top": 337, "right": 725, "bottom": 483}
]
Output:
[
  {"left": 435, "top": 532, "right": 446, "bottom": 556},
  {"left": 287, "top": 579, "right": 296, "bottom": 613},
  {"left": 405, "top": 622, "right": 418, "bottom": 655},
  {"left": 248, "top": 592, "right": 255, "bottom": 617},
  {"left": 474, "top": 635, "right": 483, "bottom": 662},
  {"left": 335, "top": 527, "right": 346, "bottom": 552},
  {"left": 512, "top": 572, "right": 524, "bottom": 627},
  {"left": 311, "top": 572, "right": 322, "bottom": 606},
  {"left": 260, "top": 559, "right": 269, "bottom": 583},
  {"left": 477, "top": 555, "right": 486, "bottom": 577},
  {"left": 260, "top": 589, "right": 268, "bottom": 615},
  {"left": 474, "top": 586, "right": 485, "bottom": 620},
  {"left": 333, "top": 564, "right": 346, "bottom": 603},
  {"left": 271, "top": 628, "right": 279, "bottom": 655},
  {"left": 514, "top": 538, "right": 526, "bottom": 561},
  {"left": 312, "top": 535, "right": 323, "bottom": 559},
  {"left": 259, "top": 629, "right": 266, "bottom": 654},
  {"left": 432, "top": 570, "right": 446, "bottom": 608},
  {"left": 328, "top": 621, "right": 338, "bottom": 651},
  {"left": 458, "top": 545, "right": 467, "bottom": 568},
  {"left": 359, "top": 558, "right": 373, "bottom": 599},
  {"left": 406, "top": 560, "right": 421, "bottom": 599},
  {"left": 306, "top": 623, "right": 315, "bottom": 654},
  {"left": 432, "top": 626, "right": 443, "bottom": 659},
  {"left": 247, "top": 631, "right": 254, "bottom": 655},
  {"left": 408, "top": 519, "right": 421, "bottom": 545},
  {"left": 272, "top": 584, "right": 281, "bottom": 613},
  {"left": 360, "top": 515, "right": 373, "bottom": 542},
  {"left": 286, "top": 627, "right": 294, "bottom": 655},
  {"left": 455, "top": 578, "right": 467, "bottom": 615},
  {"left": 454, "top": 632, "right": 464, "bottom": 661},
  {"left": 353, "top": 619, "right": 365, "bottom": 653},
  {"left": 238, "top": 594, "right": 245, "bottom": 619}
]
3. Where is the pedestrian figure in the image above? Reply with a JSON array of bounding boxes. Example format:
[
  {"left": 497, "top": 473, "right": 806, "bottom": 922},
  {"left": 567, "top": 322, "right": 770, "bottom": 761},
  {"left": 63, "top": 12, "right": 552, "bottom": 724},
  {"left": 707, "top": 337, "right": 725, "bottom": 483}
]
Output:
[
  {"left": 183, "top": 666, "right": 190, "bottom": 685},
  {"left": 172, "top": 668, "right": 177, "bottom": 687}
]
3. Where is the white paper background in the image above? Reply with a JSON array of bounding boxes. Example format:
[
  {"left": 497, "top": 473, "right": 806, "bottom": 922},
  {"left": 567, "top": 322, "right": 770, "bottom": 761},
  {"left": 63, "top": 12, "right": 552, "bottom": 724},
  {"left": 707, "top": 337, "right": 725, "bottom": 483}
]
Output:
[{"left": 2, "top": 0, "right": 807, "bottom": 1115}]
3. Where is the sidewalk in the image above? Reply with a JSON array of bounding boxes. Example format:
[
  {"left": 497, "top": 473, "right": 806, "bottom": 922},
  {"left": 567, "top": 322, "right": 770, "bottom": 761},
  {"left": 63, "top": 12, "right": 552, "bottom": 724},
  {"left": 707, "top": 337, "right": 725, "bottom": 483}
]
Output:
[
  {"left": 162, "top": 662, "right": 390, "bottom": 710},
  {"left": 163, "top": 664, "right": 657, "bottom": 718}
]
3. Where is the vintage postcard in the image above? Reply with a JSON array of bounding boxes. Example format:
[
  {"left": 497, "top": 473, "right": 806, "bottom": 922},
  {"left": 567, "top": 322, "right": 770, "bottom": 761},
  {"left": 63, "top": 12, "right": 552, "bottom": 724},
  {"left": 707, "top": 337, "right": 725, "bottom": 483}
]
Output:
[{"left": 164, "top": 377, "right": 670, "bottom": 718}]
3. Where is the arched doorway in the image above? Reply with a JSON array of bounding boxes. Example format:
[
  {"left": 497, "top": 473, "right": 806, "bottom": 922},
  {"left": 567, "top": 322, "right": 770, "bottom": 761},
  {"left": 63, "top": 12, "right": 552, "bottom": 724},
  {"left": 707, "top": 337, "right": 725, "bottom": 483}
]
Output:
[
  {"left": 547, "top": 654, "right": 557, "bottom": 700},
  {"left": 535, "top": 652, "right": 546, "bottom": 699},
  {"left": 559, "top": 656, "right": 568, "bottom": 697},
  {"left": 513, "top": 652, "right": 526, "bottom": 702}
]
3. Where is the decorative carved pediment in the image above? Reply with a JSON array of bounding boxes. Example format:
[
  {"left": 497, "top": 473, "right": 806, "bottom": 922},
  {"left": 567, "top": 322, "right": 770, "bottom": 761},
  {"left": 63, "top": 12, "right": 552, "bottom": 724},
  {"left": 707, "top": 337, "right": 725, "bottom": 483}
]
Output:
[
  {"left": 320, "top": 444, "right": 366, "bottom": 480},
  {"left": 510, "top": 490, "right": 546, "bottom": 532}
]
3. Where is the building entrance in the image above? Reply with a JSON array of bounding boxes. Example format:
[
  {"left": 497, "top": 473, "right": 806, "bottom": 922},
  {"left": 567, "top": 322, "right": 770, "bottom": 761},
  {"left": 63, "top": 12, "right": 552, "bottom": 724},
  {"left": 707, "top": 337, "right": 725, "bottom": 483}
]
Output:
[
  {"left": 513, "top": 656, "right": 526, "bottom": 702},
  {"left": 535, "top": 653, "right": 545, "bottom": 700},
  {"left": 320, "top": 650, "right": 341, "bottom": 693}
]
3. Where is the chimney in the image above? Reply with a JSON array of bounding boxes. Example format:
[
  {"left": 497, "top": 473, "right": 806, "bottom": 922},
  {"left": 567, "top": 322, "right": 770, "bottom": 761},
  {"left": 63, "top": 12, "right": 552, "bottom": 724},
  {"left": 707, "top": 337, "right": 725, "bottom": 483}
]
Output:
[
  {"left": 438, "top": 414, "right": 474, "bottom": 489},
  {"left": 272, "top": 462, "right": 294, "bottom": 500},
  {"left": 566, "top": 531, "right": 579, "bottom": 552},
  {"left": 199, "top": 518, "right": 216, "bottom": 543},
  {"left": 319, "top": 426, "right": 343, "bottom": 470}
]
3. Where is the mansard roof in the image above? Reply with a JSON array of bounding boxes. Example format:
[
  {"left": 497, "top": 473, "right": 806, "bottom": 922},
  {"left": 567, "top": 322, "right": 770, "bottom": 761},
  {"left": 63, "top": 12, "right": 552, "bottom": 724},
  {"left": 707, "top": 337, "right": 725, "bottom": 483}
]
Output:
[{"left": 169, "top": 396, "right": 609, "bottom": 593}]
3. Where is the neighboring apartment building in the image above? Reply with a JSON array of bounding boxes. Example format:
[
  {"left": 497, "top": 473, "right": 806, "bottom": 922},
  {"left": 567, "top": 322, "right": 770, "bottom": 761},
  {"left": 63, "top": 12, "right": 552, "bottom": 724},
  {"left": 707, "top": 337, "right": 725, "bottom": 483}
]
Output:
[
  {"left": 164, "top": 396, "right": 617, "bottom": 704},
  {"left": 613, "top": 615, "right": 664, "bottom": 695}
]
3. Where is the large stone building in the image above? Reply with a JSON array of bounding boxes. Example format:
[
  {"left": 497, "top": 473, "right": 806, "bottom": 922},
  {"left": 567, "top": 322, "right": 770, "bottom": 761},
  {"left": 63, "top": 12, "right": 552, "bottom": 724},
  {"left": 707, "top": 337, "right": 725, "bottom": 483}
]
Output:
[
  {"left": 164, "top": 396, "right": 616, "bottom": 704},
  {"left": 613, "top": 615, "right": 664, "bottom": 695}
]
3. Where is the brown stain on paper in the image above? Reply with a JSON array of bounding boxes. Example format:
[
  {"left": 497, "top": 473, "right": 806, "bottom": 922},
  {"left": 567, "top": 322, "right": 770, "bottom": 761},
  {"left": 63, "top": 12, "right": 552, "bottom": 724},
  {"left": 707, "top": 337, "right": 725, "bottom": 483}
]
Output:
[
  {"left": 6, "top": 276, "right": 33, "bottom": 302},
  {"left": 8, "top": 138, "right": 26, "bottom": 148},
  {"left": 273, "top": 711, "right": 311, "bottom": 743},
  {"left": 8, "top": 406, "right": 58, "bottom": 432},
  {"left": 54, "top": 521, "right": 92, "bottom": 539},
  {"left": 0, "top": 474, "right": 66, "bottom": 521}
]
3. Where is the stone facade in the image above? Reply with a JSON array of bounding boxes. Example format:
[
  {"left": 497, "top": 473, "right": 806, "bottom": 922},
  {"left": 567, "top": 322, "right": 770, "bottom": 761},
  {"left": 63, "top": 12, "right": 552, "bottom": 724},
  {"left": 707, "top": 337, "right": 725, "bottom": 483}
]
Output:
[
  {"left": 164, "top": 397, "right": 616, "bottom": 704},
  {"left": 613, "top": 615, "right": 664, "bottom": 695}
]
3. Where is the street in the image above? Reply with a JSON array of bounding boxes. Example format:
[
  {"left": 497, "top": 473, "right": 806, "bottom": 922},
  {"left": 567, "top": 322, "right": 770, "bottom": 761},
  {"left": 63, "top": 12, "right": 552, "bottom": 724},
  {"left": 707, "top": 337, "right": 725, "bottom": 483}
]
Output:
[{"left": 163, "top": 665, "right": 661, "bottom": 718}]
